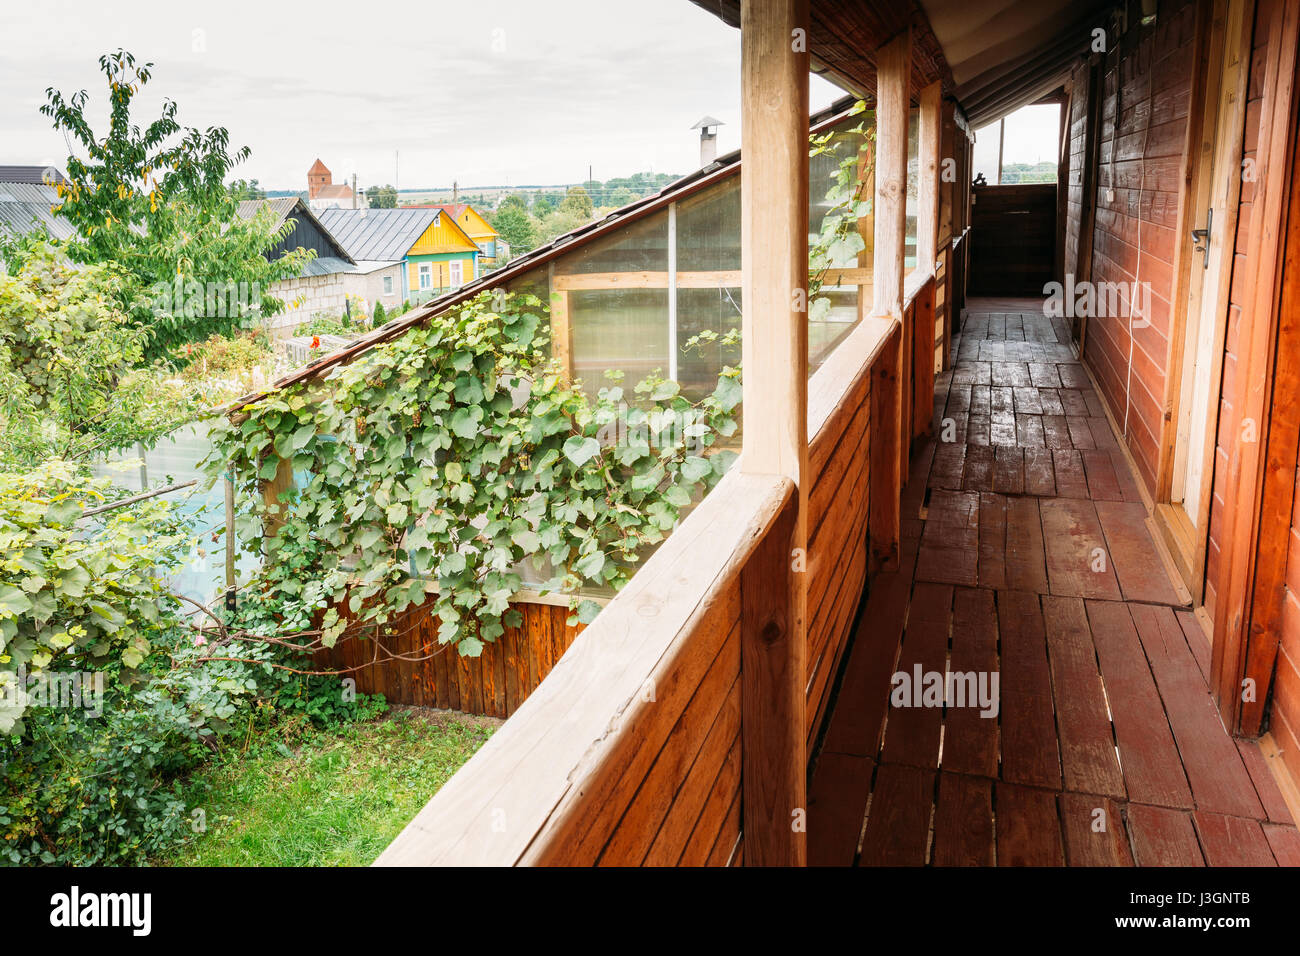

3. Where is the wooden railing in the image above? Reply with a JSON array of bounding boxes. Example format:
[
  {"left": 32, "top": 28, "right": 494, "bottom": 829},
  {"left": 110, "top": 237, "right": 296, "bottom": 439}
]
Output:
[{"left": 375, "top": 275, "right": 933, "bottom": 866}]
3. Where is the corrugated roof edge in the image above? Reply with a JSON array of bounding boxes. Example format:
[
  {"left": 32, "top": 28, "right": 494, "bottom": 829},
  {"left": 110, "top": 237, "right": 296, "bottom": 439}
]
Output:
[{"left": 223, "top": 94, "right": 860, "bottom": 417}]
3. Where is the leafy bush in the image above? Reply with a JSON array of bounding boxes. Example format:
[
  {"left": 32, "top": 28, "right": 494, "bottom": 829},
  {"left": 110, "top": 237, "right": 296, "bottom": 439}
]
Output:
[{"left": 0, "top": 460, "right": 384, "bottom": 864}]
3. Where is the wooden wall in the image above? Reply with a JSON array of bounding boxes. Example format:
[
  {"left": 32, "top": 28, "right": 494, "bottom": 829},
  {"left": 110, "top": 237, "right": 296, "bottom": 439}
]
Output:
[
  {"left": 313, "top": 599, "right": 583, "bottom": 718},
  {"left": 1081, "top": 0, "right": 1198, "bottom": 496},
  {"left": 969, "top": 183, "right": 1058, "bottom": 295}
]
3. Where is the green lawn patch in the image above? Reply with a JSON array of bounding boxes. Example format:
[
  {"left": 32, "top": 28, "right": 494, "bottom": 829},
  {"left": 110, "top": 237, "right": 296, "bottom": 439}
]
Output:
[{"left": 164, "top": 708, "right": 495, "bottom": 867}]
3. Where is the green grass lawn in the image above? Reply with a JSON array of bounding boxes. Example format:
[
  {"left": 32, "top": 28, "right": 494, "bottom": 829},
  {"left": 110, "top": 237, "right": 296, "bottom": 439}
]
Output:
[{"left": 164, "top": 708, "right": 495, "bottom": 867}]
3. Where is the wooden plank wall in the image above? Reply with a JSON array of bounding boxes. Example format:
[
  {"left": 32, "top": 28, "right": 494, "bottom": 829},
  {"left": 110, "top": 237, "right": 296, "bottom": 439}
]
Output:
[
  {"left": 968, "top": 184, "right": 1058, "bottom": 295},
  {"left": 805, "top": 330, "right": 875, "bottom": 749},
  {"left": 1081, "top": 0, "right": 1198, "bottom": 496},
  {"left": 313, "top": 599, "right": 582, "bottom": 718}
]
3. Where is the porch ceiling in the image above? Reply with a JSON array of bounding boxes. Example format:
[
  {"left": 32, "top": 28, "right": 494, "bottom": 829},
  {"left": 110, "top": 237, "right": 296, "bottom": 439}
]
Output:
[
  {"left": 690, "top": 0, "right": 1112, "bottom": 127},
  {"left": 918, "top": 0, "right": 1112, "bottom": 126}
]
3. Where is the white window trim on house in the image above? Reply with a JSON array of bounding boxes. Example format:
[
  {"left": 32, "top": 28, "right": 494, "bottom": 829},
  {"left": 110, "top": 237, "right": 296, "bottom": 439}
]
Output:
[
  {"left": 418, "top": 263, "right": 432, "bottom": 290},
  {"left": 383, "top": 275, "right": 394, "bottom": 295},
  {"left": 449, "top": 260, "right": 463, "bottom": 288}
]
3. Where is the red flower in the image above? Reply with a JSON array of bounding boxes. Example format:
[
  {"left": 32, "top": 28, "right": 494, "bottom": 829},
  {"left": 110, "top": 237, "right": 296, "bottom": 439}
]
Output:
[{"left": 311, "top": 335, "right": 321, "bottom": 349}]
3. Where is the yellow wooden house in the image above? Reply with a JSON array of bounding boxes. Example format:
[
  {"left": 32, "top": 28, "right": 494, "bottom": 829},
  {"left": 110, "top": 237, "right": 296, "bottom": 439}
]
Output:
[
  {"left": 437, "top": 203, "right": 503, "bottom": 267},
  {"left": 405, "top": 208, "right": 481, "bottom": 299}
]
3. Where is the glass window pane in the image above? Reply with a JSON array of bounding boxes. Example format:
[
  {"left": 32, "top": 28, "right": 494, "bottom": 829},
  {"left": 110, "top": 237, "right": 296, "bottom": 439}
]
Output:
[
  {"left": 973, "top": 120, "right": 1001, "bottom": 184},
  {"left": 906, "top": 107, "right": 919, "bottom": 273},
  {"left": 570, "top": 288, "right": 669, "bottom": 393}
]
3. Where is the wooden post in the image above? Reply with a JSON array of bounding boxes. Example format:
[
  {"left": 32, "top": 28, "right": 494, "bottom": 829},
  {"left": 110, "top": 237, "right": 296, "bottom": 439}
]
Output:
[
  {"left": 918, "top": 81, "right": 942, "bottom": 278},
  {"left": 224, "top": 475, "right": 237, "bottom": 609},
  {"left": 939, "top": 99, "right": 956, "bottom": 370},
  {"left": 870, "top": 322, "right": 902, "bottom": 573},
  {"left": 869, "top": 26, "right": 911, "bottom": 561},
  {"left": 260, "top": 457, "right": 294, "bottom": 543},
  {"left": 548, "top": 263, "right": 572, "bottom": 377},
  {"left": 739, "top": 0, "right": 808, "bottom": 868}
]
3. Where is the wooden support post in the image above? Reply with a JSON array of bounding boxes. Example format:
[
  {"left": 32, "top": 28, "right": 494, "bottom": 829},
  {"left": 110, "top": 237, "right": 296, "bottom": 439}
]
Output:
[
  {"left": 873, "top": 27, "right": 911, "bottom": 478},
  {"left": 547, "top": 263, "right": 572, "bottom": 377},
  {"left": 939, "top": 100, "right": 956, "bottom": 370},
  {"left": 870, "top": 322, "right": 902, "bottom": 573},
  {"left": 259, "top": 457, "right": 294, "bottom": 543},
  {"left": 739, "top": 0, "right": 808, "bottom": 867},
  {"left": 914, "top": 280, "right": 936, "bottom": 438},
  {"left": 856, "top": 134, "right": 876, "bottom": 322},
  {"left": 918, "top": 81, "right": 941, "bottom": 278}
]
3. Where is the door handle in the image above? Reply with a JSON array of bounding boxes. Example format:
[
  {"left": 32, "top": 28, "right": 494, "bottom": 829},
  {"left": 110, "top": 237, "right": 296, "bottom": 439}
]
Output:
[{"left": 1190, "top": 208, "right": 1212, "bottom": 268}]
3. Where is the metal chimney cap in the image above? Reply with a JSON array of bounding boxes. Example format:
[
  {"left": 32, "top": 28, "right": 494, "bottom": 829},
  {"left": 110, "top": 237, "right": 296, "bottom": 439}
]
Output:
[{"left": 691, "top": 115, "right": 724, "bottom": 130}]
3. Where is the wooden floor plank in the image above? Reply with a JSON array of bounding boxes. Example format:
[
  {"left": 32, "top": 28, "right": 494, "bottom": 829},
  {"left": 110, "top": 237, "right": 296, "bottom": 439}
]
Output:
[
  {"left": 993, "top": 446, "right": 1025, "bottom": 494},
  {"left": 1235, "top": 738, "right": 1297, "bottom": 824},
  {"left": 996, "top": 783, "right": 1064, "bottom": 866},
  {"left": 1039, "top": 388, "right": 1066, "bottom": 416},
  {"left": 859, "top": 764, "right": 935, "bottom": 866},
  {"left": 976, "top": 492, "right": 1007, "bottom": 590},
  {"left": 929, "top": 441, "right": 966, "bottom": 490},
  {"left": 1052, "top": 449, "right": 1090, "bottom": 499},
  {"left": 963, "top": 443, "right": 994, "bottom": 492},
  {"left": 1042, "top": 414, "right": 1073, "bottom": 449},
  {"left": 998, "top": 591, "right": 1062, "bottom": 789},
  {"left": 1192, "top": 812, "right": 1277, "bottom": 866},
  {"left": 881, "top": 583, "right": 951, "bottom": 769},
  {"left": 1176, "top": 609, "right": 1213, "bottom": 685},
  {"left": 1023, "top": 447, "right": 1056, "bottom": 496},
  {"left": 943, "top": 587, "right": 1000, "bottom": 777},
  {"left": 1042, "top": 595, "right": 1126, "bottom": 797},
  {"left": 916, "top": 490, "right": 979, "bottom": 587},
  {"left": 1129, "top": 603, "right": 1264, "bottom": 819},
  {"left": 1094, "top": 501, "right": 1185, "bottom": 606},
  {"left": 1013, "top": 386, "right": 1043, "bottom": 415},
  {"left": 1040, "top": 498, "right": 1122, "bottom": 599},
  {"left": 1127, "top": 804, "right": 1205, "bottom": 866},
  {"left": 932, "top": 773, "right": 995, "bottom": 866},
  {"left": 1263, "top": 823, "right": 1300, "bottom": 866},
  {"left": 807, "top": 753, "right": 873, "bottom": 867},
  {"left": 1060, "top": 794, "right": 1134, "bottom": 866},
  {"left": 1005, "top": 497, "right": 1049, "bottom": 593},
  {"left": 819, "top": 545, "right": 916, "bottom": 758},
  {"left": 1081, "top": 449, "right": 1124, "bottom": 501},
  {"left": 1086, "top": 600, "right": 1193, "bottom": 808}
]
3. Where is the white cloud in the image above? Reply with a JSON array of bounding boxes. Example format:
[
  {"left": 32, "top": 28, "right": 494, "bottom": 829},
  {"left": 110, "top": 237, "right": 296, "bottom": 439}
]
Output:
[{"left": 0, "top": 0, "right": 848, "bottom": 191}]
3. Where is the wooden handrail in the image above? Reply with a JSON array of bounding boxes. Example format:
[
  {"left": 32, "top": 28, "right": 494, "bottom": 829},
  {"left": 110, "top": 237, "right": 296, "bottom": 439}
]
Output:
[{"left": 375, "top": 468, "right": 794, "bottom": 866}]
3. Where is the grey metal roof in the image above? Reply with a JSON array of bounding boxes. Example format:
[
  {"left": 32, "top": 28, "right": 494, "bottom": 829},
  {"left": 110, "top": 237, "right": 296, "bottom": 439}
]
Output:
[
  {"left": 0, "top": 166, "right": 66, "bottom": 185},
  {"left": 315, "top": 207, "right": 436, "bottom": 261},
  {"left": 300, "top": 256, "right": 355, "bottom": 277},
  {"left": 0, "top": 182, "right": 76, "bottom": 240}
]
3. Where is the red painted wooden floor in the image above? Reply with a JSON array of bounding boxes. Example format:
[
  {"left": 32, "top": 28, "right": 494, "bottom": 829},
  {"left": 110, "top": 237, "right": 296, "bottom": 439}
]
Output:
[{"left": 809, "top": 302, "right": 1300, "bottom": 867}]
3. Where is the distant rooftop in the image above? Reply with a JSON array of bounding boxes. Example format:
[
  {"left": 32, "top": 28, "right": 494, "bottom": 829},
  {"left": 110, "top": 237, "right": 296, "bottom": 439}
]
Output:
[{"left": 0, "top": 165, "right": 66, "bottom": 185}]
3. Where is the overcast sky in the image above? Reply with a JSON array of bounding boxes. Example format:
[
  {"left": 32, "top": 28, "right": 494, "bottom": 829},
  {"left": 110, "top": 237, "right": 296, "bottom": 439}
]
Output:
[{"left": 0, "top": 0, "right": 847, "bottom": 192}]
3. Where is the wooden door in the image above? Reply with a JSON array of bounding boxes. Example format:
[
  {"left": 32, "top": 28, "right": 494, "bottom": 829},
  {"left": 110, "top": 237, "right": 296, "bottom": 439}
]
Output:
[{"left": 1162, "top": 0, "right": 1251, "bottom": 595}]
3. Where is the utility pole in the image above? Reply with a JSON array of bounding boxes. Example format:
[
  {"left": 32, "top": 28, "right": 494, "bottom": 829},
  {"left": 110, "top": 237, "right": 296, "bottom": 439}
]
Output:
[{"left": 352, "top": 173, "right": 358, "bottom": 209}]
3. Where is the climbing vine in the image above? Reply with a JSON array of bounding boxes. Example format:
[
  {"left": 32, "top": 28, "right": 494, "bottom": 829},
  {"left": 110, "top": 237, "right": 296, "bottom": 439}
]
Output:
[
  {"left": 208, "top": 291, "right": 741, "bottom": 657},
  {"left": 809, "top": 100, "right": 876, "bottom": 317}
]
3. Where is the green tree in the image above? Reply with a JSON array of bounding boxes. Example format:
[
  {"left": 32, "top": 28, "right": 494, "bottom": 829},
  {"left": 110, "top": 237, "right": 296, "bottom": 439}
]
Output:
[
  {"left": 532, "top": 196, "right": 554, "bottom": 217},
  {"left": 41, "top": 50, "right": 312, "bottom": 353},
  {"left": 228, "top": 178, "right": 266, "bottom": 200},
  {"left": 492, "top": 205, "right": 536, "bottom": 254},
  {"left": 0, "top": 242, "right": 194, "bottom": 467},
  {"left": 559, "top": 185, "right": 593, "bottom": 220},
  {"left": 366, "top": 184, "right": 398, "bottom": 208}
]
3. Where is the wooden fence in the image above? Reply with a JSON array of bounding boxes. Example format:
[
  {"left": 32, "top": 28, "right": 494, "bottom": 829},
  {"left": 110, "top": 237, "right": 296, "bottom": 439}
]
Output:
[{"left": 313, "top": 599, "right": 583, "bottom": 719}]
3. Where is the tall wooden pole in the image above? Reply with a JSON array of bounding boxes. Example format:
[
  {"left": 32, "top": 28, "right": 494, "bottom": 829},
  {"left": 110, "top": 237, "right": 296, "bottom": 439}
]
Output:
[{"left": 739, "top": 0, "right": 809, "bottom": 867}]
